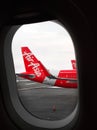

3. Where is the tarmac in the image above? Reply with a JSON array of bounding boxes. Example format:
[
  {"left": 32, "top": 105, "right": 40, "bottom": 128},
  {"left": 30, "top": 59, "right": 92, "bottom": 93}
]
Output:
[{"left": 17, "top": 77, "right": 78, "bottom": 121}]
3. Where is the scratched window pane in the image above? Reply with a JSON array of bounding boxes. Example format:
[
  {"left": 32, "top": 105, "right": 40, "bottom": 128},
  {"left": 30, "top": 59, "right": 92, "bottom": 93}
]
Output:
[{"left": 12, "top": 21, "right": 78, "bottom": 121}]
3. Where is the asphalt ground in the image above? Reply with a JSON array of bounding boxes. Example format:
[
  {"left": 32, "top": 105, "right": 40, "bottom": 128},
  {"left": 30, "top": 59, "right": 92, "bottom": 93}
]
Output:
[{"left": 17, "top": 77, "right": 78, "bottom": 121}]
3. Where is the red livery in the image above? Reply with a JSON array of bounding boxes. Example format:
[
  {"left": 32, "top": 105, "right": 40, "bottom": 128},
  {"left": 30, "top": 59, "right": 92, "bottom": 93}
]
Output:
[{"left": 16, "top": 47, "right": 77, "bottom": 88}]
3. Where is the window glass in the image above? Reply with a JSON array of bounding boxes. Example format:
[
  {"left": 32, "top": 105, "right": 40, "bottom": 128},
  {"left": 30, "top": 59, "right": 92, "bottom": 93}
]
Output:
[{"left": 12, "top": 21, "right": 78, "bottom": 121}]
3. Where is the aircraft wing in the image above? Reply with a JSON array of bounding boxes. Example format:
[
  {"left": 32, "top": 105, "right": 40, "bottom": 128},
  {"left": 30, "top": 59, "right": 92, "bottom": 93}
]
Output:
[
  {"left": 16, "top": 73, "right": 35, "bottom": 79},
  {"left": 56, "top": 77, "right": 77, "bottom": 81},
  {"left": 48, "top": 75, "right": 77, "bottom": 82}
]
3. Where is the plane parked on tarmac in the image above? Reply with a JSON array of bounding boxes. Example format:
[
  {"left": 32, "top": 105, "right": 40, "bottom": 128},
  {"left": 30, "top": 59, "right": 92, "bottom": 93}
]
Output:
[{"left": 16, "top": 47, "right": 77, "bottom": 88}]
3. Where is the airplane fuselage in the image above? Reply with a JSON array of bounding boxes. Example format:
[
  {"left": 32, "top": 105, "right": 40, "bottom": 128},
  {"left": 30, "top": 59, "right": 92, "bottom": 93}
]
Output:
[
  {"left": 55, "top": 70, "right": 77, "bottom": 88},
  {"left": 21, "top": 69, "right": 77, "bottom": 88}
]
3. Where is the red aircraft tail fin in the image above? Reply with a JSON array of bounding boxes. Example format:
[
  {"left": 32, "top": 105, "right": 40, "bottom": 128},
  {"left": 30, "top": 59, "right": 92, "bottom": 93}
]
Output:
[
  {"left": 21, "top": 47, "right": 51, "bottom": 78},
  {"left": 71, "top": 60, "right": 76, "bottom": 70}
]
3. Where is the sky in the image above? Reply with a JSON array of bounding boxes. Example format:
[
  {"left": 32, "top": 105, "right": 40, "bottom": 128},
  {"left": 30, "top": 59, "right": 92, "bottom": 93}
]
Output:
[{"left": 12, "top": 21, "right": 76, "bottom": 73}]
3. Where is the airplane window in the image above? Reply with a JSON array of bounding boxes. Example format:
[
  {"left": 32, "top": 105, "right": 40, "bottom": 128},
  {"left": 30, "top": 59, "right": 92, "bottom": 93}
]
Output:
[{"left": 12, "top": 21, "right": 78, "bottom": 121}]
